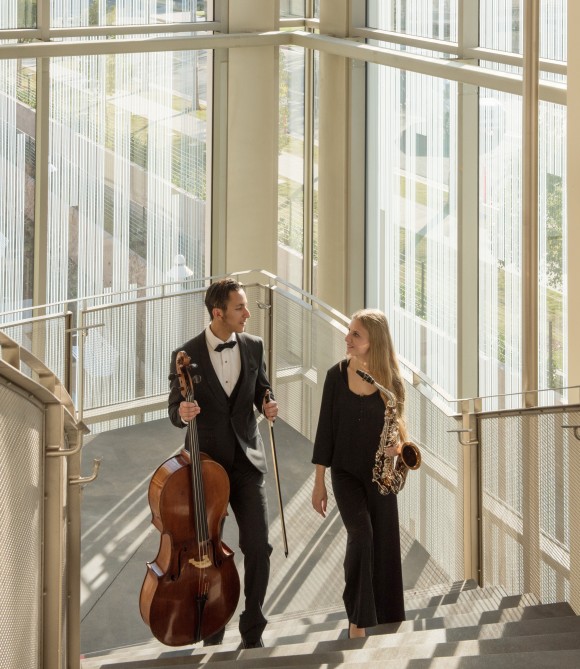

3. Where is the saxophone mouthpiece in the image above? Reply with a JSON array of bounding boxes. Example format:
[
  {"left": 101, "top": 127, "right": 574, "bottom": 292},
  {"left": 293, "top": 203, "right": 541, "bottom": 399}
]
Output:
[{"left": 356, "top": 369, "right": 376, "bottom": 385}]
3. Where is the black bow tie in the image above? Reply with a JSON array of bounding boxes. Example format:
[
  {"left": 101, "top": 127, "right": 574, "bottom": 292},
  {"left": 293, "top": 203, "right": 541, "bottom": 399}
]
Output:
[{"left": 215, "top": 340, "right": 237, "bottom": 352}]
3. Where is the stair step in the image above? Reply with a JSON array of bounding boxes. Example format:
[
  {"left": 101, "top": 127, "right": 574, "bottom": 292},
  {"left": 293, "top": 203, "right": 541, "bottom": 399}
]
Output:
[
  {"left": 264, "top": 579, "right": 484, "bottom": 627},
  {"left": 82, "top": 596, "right": 580, "bottom": 669},
  {"left": 291, "top": 649, "right": 580, "bottom": 669},
  {"left": 255, "top": 597, "right": 560, "bottom": 644},
  {"left": 80, "top": 602, "right": 580, "bottom": 669},
  {"left": 84, "top": 640, "right": 580, "bottom": 669},
  {"left": 80, "top": 581, "right": 498, "bottom": 667},
  {"left": 403, "top": 580, "right": 498, "bottom": 609},
  {"left": 405, "top": 590, "right": 539, "bottom": 621},
  {"left": 374, "top": 600, "right": 576, "bottom": 635}
]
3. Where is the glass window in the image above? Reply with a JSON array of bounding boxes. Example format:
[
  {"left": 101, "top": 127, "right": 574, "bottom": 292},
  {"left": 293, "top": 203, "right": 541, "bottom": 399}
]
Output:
[
  {"left": 49, "top": 0, "right": 207, "bottom": 29},
  {"left": 481, "top": 0, "right": 567, "bottom": 62},
  {"left": 280, "top": 0, "right": 305, "bottom": 19},
  {"left": 0, "top": 58, "right": 36, "bottom": 317},
  {"left": 368, "top": 0, "right": 457, "bottom": 42},
  {"left": 46, "top": 50, "right": 210, "bottom": 304},
  {"left": 540, "top": 0, "right": 567, "bottom": 62},
  {"left": 479, "top": 94, "right": 567, "bottom": 407},
  {"left": 480, "top": 0, "right": 523, "bottom": 53},
  {"left": 312, "top": 50, "right": 319, "bottom": 296},
  {"left": 539, "top": 102, "right": 567, "bottom": 400},
  {"left": 367, "top": 65, "right": 458, "bottom": 395},
  {"left": 479, "top": 90, "right": 522, "bottom": 407},
  {"left": 278, "top": 45, "right": 305, "bottom": 288},
  {"left": 0, "top": 2, "right": 36, "bottom": 29}
]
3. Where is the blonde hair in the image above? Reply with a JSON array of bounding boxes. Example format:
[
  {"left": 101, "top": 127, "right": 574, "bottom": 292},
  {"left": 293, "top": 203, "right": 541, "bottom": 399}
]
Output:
[{"left": 350, "top": 309, "right": 407, "bottom": 436}]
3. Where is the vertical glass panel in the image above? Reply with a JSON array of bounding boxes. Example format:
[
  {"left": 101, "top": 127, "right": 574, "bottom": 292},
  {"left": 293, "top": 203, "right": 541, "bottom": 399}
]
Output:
[
  {"left": 47, "top": 50, "right": 209, "bottom": 304},
  {"left": 367, "top": 65, "right": 458, "bottom": 396},
  {"left": 280, "top": 0, "right": 305, "bottom": 18},
  {"left": 479, "top": 90, "right": 522, "bottom": 408},
  {"left": 278, "top": 45, "right": 305, "bottom": 288},
  {"left": 539, "top": 102, "right": 567, "bottom": 400},
  {"left": 367, "top": 0, "right": 458, "bottom": 42},
  {"left": 480, "top": 0, "right": 523, "bottom": 53},
  {"left": 314, "top": 0, "right": 320, "bottom": 19},
  {"left": 0, "top": 57, "right": 35, "bottom": 317},
  {"left": 0, "top": 1, "right": 36, "bottom": 28},
  {"left": 50, "top": 0, "right": 207, "bottom": 29},
  {"left": 481, "top": 0, "right": 567, "bottom": 61},
  {"left": 541, "top": 0, "right": 567, "bottom": 61},
  {"left": 312, "top": 50, "right": 319, "bottom": 296}
]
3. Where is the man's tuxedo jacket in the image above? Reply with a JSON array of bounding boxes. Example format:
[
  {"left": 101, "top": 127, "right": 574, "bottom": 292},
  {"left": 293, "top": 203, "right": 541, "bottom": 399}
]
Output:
[{"left": 167, "top": 330, "right": 272, "bottom": 474}]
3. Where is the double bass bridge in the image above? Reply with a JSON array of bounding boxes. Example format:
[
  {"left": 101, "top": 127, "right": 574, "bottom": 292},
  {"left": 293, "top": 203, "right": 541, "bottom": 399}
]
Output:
[{"left": 188, "top": 555, "right": 212, "bottom": 569}]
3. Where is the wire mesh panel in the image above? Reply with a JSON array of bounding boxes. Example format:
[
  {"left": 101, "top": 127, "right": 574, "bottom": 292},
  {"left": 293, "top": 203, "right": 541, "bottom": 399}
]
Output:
[
  {"left": 400, "top": 385, "right": 466, "bottom": 584},
  {"left": 480, "top": 408, "right": 580, "bottom": 609},
  {"left": 79, "top": 288, "right": 207, "bottom": 431},
  {"left": 398, "top": 397, "right": 465, "bottom": 587},
  {"left": 143, "top": 290, "right": 208, "bottom": 398},
  {"left": 272, "top": 290, "right": 348, "bottom": 442},
  {"left": 0, "top": 381, "right": 43, "bottom": 669}
]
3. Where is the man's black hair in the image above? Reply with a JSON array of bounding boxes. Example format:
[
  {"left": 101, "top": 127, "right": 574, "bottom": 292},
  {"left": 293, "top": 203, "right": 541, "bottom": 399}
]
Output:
[{"left": 204, "top": 277, "right": 244, "bottom": 319}]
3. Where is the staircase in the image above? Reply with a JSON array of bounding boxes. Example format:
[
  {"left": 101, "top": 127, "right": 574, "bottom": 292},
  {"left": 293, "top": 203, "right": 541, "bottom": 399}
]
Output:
[{"left": 80, "top": 580, "right": 580, "bottom": 668}]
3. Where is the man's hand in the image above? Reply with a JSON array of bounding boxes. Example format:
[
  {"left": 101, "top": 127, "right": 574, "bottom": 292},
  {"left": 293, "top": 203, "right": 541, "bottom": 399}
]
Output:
[
  {"left": 179, "top": 400, "right": 200, "bottom": 422},
  {"left": 263, "top": 392, "right": 279, "bottom": 422}
]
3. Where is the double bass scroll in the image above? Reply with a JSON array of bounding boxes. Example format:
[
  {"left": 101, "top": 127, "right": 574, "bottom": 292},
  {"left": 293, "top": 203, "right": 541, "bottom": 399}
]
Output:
[{"left": 139, "top": 351, "right": 240, "bottom": 646}]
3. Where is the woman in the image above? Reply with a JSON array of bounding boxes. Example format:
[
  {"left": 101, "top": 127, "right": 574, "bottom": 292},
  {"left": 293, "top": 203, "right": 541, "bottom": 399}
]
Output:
[{"left": 311, "top": 309, "right": 406, "bottom": 639}]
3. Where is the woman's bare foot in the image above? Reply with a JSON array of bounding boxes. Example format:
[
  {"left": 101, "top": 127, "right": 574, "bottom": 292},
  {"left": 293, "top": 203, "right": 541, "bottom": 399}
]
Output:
[{"left": 348, "top": 623, "right": 366, "bottom": 638}]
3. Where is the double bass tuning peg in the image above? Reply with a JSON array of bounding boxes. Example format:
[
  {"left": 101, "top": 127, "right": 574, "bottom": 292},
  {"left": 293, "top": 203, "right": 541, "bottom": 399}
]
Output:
[{"left": 185, "top": 364, "right": 201, "bottom": 384}]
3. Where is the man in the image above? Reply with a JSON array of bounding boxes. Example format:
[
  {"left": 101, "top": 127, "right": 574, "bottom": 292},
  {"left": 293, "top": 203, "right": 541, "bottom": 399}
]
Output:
[{"left": 168, "top": 277, "right": 278, "bottom": 649}]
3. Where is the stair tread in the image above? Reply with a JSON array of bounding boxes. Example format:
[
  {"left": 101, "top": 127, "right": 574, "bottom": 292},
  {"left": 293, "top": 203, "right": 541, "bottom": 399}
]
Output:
[
  {"left": 81, "top": 582, "right": 506, "bottom": 664},
  {"left": 84, "top": 643, "right": 580, "bottom": 669},
  {"left": 266, "top": 649, "right": 580, "bottom": 669},
  {"left": 80, "top": 603, "right": 580, "bottom": 669},
  {"left": 80, "top": 600, "right": 539, "bottom": 664}
]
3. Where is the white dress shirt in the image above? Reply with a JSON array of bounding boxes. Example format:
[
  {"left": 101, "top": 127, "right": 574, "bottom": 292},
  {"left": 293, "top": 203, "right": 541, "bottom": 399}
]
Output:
[{"left": 205, "top": 325, "right": 241, "bottom": 397}]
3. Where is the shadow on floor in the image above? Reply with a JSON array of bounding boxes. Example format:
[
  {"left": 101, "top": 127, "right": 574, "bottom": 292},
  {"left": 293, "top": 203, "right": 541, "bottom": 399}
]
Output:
[{"left": 80, "top": 416, "right": 438, "bottom": 654}]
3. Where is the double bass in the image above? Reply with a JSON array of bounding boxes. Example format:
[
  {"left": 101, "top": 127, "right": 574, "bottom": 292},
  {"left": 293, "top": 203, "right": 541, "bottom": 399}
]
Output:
[{"left": 139, "top": 351, "right": 240, "bottom": 646}]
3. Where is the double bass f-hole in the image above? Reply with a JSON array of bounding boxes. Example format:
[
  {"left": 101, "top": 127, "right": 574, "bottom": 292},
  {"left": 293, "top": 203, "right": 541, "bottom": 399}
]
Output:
[{"left": 139, "top": 351, "right": 240, "bottom": 646}]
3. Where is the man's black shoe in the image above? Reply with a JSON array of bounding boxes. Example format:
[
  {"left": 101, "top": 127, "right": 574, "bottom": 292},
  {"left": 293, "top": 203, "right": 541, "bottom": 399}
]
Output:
[{"left": 241, "top": 637, "right": 264, "bottom": 649}]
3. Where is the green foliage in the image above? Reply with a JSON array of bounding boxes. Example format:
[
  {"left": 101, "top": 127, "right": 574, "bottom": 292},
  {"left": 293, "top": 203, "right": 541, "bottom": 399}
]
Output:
[
  {"left": 279, "top": 50, "right": 290, "bottom": 153},
  {"left": 88, "top": 0, "right": 99, "bottom": 26},
  {"left": 18, "top": 0, "right": 36, "bottom": 27},
  {"left": 16, "top": 70, "right": 36, "bottom": 108},
  {"left": 545, "top": 177, "right": 563, "bottom": 291},
  {"left": 278, "top": 179, "right": 303, "bottom": 252}
]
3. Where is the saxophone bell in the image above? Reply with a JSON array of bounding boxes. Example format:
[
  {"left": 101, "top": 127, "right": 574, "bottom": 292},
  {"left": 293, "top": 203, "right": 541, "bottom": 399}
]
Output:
[{"left": 400, "top": 441, "right": 421, "bottom": 470}]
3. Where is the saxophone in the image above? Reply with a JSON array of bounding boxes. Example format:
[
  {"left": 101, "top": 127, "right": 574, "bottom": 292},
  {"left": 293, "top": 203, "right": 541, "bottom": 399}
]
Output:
[{"left": 356, "top": 369, "right": 421, "bottom": 495}]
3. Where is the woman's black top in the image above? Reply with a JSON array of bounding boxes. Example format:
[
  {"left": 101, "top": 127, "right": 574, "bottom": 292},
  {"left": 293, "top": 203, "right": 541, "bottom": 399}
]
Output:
[{"left": 312, "top": 359, "right": 388, "bottom": 479}]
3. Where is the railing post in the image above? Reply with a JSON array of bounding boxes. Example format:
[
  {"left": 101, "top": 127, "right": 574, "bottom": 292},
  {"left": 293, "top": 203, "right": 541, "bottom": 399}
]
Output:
[
  {"left": 64, "top": 311, "right": 73, "bottom": 394},
  {"left": 43, "top": 405, "right": 68, "bottom": 669},
  {"left": 65, "top": 428, "right": 84, "bottom": 669},
  {"left": 458, "top": 399, "right": 480, "bottom": 582}
]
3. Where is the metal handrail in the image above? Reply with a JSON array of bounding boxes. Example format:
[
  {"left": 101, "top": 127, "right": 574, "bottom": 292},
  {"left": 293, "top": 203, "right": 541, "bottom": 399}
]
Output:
[{"left": 1, "top": 270, "right": 577, "bottom": 424}]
